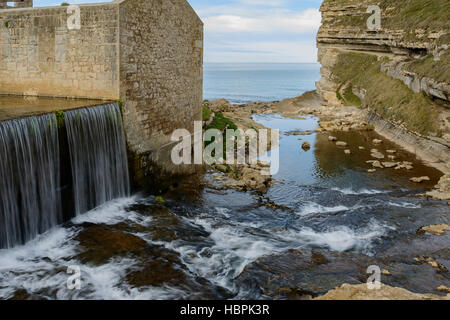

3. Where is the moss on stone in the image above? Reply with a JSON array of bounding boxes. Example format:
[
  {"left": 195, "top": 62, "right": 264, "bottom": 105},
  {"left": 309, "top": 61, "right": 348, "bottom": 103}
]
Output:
[
  {"left": 202, "top": 105, "right": 211, "bottom": 121},
  {"left": 55, "top": 110, "right": 65, "bottom": 128}
]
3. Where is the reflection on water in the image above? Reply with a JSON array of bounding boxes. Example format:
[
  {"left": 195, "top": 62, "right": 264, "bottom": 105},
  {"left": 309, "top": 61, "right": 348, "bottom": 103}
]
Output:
[{"left": 0, "top": 113, "right": 448, "bottom": 300}]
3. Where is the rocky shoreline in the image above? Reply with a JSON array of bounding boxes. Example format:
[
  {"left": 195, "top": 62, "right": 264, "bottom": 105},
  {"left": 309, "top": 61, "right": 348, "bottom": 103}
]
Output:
[
  {"left": 205, "top": 90, "right": 450, "bottom": 202},
  {"left": 204, "top": 91, "right": 450, "bottom": 300}
]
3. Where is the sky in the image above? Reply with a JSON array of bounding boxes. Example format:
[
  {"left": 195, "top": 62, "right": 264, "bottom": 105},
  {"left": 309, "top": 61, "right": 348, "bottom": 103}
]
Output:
[{"left": 34, "top": 0, "right": 323, "bottom": 63}]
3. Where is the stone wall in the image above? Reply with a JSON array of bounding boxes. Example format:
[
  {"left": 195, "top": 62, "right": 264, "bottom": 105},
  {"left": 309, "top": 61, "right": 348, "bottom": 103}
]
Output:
[
  {"left": 118, "top": 0, "right": 203, "bottom": 180},
  {"left": 0, "top": 0, "right": 204, "bottom": 184},
  {"left": 0, "top": 3, "right": 120, "bottom": 99}
]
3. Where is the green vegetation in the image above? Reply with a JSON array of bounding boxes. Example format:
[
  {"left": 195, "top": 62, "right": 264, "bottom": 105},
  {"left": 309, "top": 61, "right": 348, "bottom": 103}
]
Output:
[
  {"left": 202, "top": 105, "right": 212, "bottom": 121},
  {"left": 155, "top": 196, "right": 165, "bottom": 203},
  {"left": 336, "top": 83, "right": 362, "bottom": 107},
  {"left": 4, "top": 22, "right": 9, "bottom": 28},
  {"left": 331, "top": 52, "right": 441, "bottom": 136},
  {"left": 405, "top": 50, "right": 450, "bottom": 84},
  {"left": 205, "top": 112, "right": 237, "bottom": 132},
  {"left": 55, "top": 110, "right": 65, "bottom": 128},
  {"left": 342, "top": 85, "right": 362, "bottom": 107},
  {"left": 61, "top": 2, "right": 70, "bottom": 6}
]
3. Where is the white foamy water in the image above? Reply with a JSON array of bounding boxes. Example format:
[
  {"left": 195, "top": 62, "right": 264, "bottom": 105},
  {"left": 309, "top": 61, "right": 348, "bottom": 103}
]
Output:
[
  {"left": 332, "top": 187, "right": 389, "bottom": 195},
  {"left": 298, "top": 202, "right": 352, "bottom": 216},
  {"left": 0, "top": 196, "right": 181, "bottom": 300},
  {"left": 297, "top": 219, "right": 395, "bottom": 254}
]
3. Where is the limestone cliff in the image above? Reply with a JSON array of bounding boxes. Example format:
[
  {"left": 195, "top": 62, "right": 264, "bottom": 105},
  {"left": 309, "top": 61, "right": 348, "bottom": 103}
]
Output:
[{"left": 316, "top": 0, "right": 450, "bottom": 172}]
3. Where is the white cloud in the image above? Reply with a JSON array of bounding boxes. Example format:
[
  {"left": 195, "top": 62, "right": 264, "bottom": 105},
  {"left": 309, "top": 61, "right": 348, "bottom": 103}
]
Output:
[{"left": 203, "top": 8, "right": 321, "bottom": 34}]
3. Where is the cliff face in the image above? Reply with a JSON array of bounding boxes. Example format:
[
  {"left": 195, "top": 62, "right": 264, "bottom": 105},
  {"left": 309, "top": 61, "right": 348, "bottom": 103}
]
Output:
[{"left": 316, "top": 0, "right": 450, "bottom": 172}]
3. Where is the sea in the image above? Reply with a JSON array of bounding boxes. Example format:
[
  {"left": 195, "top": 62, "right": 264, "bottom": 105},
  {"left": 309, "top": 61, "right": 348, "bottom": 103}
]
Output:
[{"left": 203, "top": 63, "right": 321, "bottom": 104}]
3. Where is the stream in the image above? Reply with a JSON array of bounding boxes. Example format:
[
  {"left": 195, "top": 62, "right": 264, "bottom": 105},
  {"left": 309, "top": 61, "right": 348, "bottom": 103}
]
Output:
[{"left": 0, "top": 113, "right": 448, "bottom": 300}]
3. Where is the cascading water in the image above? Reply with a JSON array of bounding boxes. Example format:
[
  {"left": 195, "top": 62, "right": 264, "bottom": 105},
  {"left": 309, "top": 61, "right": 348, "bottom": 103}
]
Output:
[
  {"left": 64, "top": 103, "right": 130, "bottom": 215},
  {"left": 0, "top": 114, "right": 61, "bottom": 248}
]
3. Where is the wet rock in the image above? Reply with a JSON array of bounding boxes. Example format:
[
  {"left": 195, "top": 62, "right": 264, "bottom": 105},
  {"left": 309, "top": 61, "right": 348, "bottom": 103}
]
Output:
[
  {"left": 336, "top": 141, "right": 347, "bottom": 147},
  {"left": 388, "top": 155, "right": 397, "bottom": 160},
  {"left": 427, "top": 174, "right": 450, "bottom": 200},
  {"left": 236, "top": 248, "right": 376, "bottom": 299},
  {"left": 370, "top": 150, "right": 385, "bottom": 159},
  {"left": 315, "top": 283, "right": 449, "bottom": 300},
  {"left": 414, "top": 256, "right": 448, "bottom": 273},
  {"left": 358, "top": 146, "right": 365, "bottom": 150},
  {"left": 368, "top": 169, "right": 377, "bottom": 173},
  {"left": 373, "top": 139, "right": 383, "bottom": 145},
  {"left": 437, "top": 285, "right": 450, "bottom": 293},
  {"left": 387, "top": 150, "right": 397, "bottom": 154},
  {"left": 126, "top": 247, "right": 187, "bottom": 287},
  {"left": 302, "top": 141, "right": 311, "bottom": 151},
  {"left": 395, "top": 163, "right": 414, "bottom": 170},
  {"left": 328, "top": 136, "right": 337, "bottom": 142},
  {"left": 410, "top": 176, "right": 431, "bottom": 183},
  {"left": 382, "top": 162, "right": 398, "bottom": 168},
  {"left": 371, "top": 161, "right": 384, "bottom": 169},
  {"left": 74, "top": 224, "right": 148, "bottom": 265},
  {"left": 382, "top": 269, "right": 391, "bottom": 276},
  {"left": 418, "top": 224, "right": 450, "bottom": 236},
  {"left": 344, "top": 149, "right": 351, "bottom": 155}
]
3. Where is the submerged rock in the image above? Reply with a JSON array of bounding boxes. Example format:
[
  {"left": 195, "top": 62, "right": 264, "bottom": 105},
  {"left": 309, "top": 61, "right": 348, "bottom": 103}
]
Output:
[
  {"left": 74, "top": 224, "right": 148, "bottom": 265},
  {"left": 336, "top": 141, "right": 347, "bottom": 147},
  {"left": 302, "top": 141, "right": 311, "bottom": 151}
]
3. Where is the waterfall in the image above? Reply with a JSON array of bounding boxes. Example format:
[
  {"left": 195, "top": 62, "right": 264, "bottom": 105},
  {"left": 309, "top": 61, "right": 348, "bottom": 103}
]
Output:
[
  {"left": 0, "top": 102, "right": 130, "bottom": 249},
  {"left": 64, "top": 103, "right": 130, "bottom": 215},
  {"left": 0, "top": 114, "right": 61, "bottom": 248}
]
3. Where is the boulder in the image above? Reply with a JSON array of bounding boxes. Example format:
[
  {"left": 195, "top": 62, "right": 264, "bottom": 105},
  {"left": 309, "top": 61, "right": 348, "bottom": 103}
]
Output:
[
  {"left": 410, "top": 176, "right": 430, "bottom": 183},
  {"left": 302, "top": 141, "right": 311, "bottom": 151}
]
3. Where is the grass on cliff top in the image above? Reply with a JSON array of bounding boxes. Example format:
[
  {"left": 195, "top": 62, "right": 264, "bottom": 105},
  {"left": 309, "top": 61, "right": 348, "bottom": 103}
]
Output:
[
  {"left": 331, "top": 51, "right": 441, "bottom": 136},
  {"left": 406, "top": 50, "right": 450, "bottom": 84},
  {"left": 324, "top": 0, "right": 450, "bottom": 35}
]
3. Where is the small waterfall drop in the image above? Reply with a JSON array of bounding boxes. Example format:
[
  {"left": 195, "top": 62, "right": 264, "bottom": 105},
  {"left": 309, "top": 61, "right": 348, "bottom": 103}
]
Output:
[
  {"left": 64, "top": 103, "right": 130, "bottom": 215},
  {"left": 0, "top": 114, "right": 61, "bottom": 248}
]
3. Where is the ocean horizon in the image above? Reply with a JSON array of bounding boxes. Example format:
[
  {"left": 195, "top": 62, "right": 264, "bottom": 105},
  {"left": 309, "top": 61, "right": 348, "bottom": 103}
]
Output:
[{"left": 204, "top": 62, "right": 321, "bottom": 104}]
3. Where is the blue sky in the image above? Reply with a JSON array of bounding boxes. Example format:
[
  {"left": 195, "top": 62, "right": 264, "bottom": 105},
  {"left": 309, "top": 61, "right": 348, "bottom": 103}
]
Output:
[{"left": 35, "top": 0, "right": 322, "bottom": 63}]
